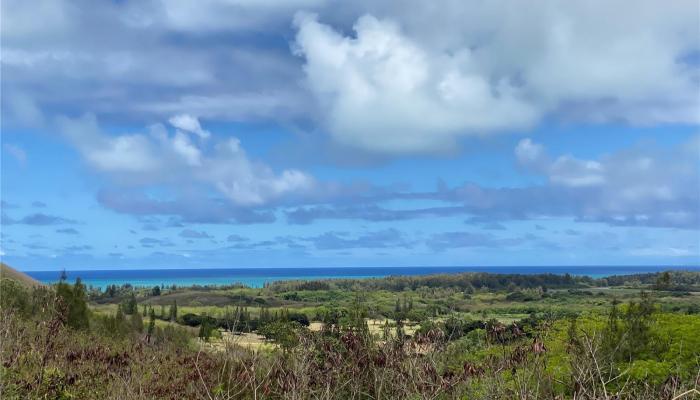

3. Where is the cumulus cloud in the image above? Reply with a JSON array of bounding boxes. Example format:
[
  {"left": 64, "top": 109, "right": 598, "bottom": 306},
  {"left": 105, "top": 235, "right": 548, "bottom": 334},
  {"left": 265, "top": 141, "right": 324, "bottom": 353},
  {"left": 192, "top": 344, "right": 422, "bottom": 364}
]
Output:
[
  {"left": 293, "top": 3, "right": 699, "bottom": 154},
  {"left": 58, "top": 114, "right": 318, "bottom": 212},
  {"left": 512, "top": 136, "right": 699, "bottom": 227},
  {"left": 294, "top": 13, "right": 538, "bottom": 154},
  {"left": 206, "top": 137, "right": 316, "bottom": 206},
  {"left": 5, "top": 1, "right": 696, "bottom": 157},
  {"left": 516, "top": 138, "right": 606, "bottom": 187},
  {"left": 168, "top": 114, "right": 211, "bottom": 139},
  {"left": 57, "top": 114, "right": 161, "bottom": 174}
]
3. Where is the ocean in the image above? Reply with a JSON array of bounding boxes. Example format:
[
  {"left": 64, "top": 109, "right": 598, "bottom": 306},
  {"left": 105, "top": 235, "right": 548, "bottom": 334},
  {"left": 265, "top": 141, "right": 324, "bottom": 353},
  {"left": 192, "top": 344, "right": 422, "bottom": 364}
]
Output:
[{"left": 24, "top": 266, "right": 698, "bottom": 289}]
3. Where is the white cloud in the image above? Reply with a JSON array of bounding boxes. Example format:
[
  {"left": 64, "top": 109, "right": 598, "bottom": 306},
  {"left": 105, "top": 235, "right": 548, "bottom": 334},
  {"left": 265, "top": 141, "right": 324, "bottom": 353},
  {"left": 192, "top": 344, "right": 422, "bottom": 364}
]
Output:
[
  {"left": 57, "top": 114, "right": 161, "bottom": 174},
  {"left": 168, "top": 114, "right": 211, "bottom": 139},
  {"left": 3, "top": 0, "right": 698, "bottom": 157},
  {"left": 206, "top": 137, "right": 316, "bottom": 206},
  {"left": 1, "top": 0, "right": 312, "bottom": 126},
  {"left": 548, "top": 157, "right": 605, "bottom": 188},
  {"left": 516, "top": 138, "right": 606, "bottom": 187},
  {"left": 294, "top": 3, "right": 699, "bottom": 154},
  {"left": 58, "top": 114, "right": 317, "bottom": 206},
  {"left": 514, "top": 139, "right": 546, "bottom": 168},
  {"left": 514, "top": 136, "right": 699, "bottom": 227},
  {"left": 294, "top": 13, "right": 538, "bottom": 154},
  {"left": 170, "top": 131, "right": 202, "bottom": 166}
]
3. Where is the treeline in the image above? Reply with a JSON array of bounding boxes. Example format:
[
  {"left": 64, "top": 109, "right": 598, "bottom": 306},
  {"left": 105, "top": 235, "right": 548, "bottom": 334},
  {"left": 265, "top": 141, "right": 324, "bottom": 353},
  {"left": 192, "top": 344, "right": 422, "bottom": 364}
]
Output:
[
  {"left": 76, "top": 270, "right": 700, "bottom": 300},
  {"left": 82, "top": 281, "right": 251, "bottom": 303},
  {"left": 267, "top": 272, "right": 594, "bottom": 292},
  {"left": 601, "top": 270, "right": 700, "bottom": 290},
  {"left": 178, "top": 306, "right": 310, "bottom": 337},
  {"left": 266, "top": 270, "right": 700, "bottom": 293}
]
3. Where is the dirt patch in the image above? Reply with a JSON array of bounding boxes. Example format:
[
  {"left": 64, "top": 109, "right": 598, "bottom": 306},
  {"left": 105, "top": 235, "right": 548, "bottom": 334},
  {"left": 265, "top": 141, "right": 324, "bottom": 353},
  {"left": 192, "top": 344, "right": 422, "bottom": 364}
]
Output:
[
  {"left": 201, "top": 330, "right": 276, "bottom": 352},
  {"left": 308, "top": 322, "right": 323, "bottom": 332}
]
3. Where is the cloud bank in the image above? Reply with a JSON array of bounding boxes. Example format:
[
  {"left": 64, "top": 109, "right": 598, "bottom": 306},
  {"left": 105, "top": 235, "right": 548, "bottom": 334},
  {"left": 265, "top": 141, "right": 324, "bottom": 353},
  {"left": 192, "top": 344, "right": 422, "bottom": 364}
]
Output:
[
  {"left": 293, "top": 2, "right": 698, "bottom": 153},
  {"left": 3, "top": 0, "right": 697, "bottom": 155}
]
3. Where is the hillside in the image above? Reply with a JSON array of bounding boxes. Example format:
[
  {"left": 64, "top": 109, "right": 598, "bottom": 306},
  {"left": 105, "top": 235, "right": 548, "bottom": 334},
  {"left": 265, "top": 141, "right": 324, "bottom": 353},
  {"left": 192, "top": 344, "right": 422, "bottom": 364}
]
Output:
[{"left": 0, "top": 263, "right": 44, "bottom": 287}]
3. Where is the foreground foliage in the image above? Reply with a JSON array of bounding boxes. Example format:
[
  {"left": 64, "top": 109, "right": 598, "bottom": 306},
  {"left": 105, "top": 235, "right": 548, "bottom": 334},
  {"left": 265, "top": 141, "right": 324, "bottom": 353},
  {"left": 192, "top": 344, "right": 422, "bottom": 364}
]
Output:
[{"left": 1, "top": 273, "right": 699, "bottom": 399}]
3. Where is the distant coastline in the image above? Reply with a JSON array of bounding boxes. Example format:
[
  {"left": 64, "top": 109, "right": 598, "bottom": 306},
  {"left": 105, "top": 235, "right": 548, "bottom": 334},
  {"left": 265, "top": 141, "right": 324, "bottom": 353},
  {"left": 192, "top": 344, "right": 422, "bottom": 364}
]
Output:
[{"left": 25, "top": 265, "right": 700, "bottom": 289}]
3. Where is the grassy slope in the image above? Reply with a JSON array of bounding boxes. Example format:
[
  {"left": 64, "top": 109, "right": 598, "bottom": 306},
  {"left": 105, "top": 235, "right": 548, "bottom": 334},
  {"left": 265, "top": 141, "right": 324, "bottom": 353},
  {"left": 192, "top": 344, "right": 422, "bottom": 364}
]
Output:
[{"left": 0, "top": 262, "right": 44, "bottom": 287}]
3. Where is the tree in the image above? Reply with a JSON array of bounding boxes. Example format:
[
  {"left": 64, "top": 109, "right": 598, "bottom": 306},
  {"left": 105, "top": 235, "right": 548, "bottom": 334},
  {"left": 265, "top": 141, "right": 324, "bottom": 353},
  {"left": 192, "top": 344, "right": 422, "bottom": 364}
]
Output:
[
  {"left": 112, "top": 306, "right": 129, "bottom": 338},
  {"left": 345, "top": 294, "right": 369, "bottom": 338},
  {"left": 320, "top": 307, "right": 342, "bottom": 336},
  {"left": 464, "top": 283, "right": 475, "bottom": 295},
  {"left": 131, "top": 310, "right": 144, "bottom": 333},
  {"left": 151, "top": 285, "right": 161, "bottom": 296},
  {"left": 170, "top": 300, "right": 178, "bottom": 321},
  {"left": 655, "top": 272, "right": 672, "bottom": 291},
  {"left": 258, "top": 321, "right": 300, "bottom": 351},
  {"left": 123, "top": 292, "right": 137, "bottom": 315},
  {"left": 198, "top": 318, "right": 214, "bottom": 342},
  {"left": 383, "top": 320, "right": 391, "bottom": 340},
  {"left": 395, "top": 318, "right": 405, "bottom": 343},
  {"left": 602, "top": 298, "right": 621, "bottom": 358},
  {"left": 55, "top": 278, "right": 90, "bottom": 330},
  {"left": 71, "top": 278, "right": 90, "bottom": 329},
  {"left": 621, "top": 291, "right": 656, "bottom": 360},
  {"left": 147, "top": 308, "right": 156, "bottom": 343},
  {"left": 288, "top": 312, "right": 310, "bottom": 327},
  {"left": 259, "top": 307, "right": 271, "bottom": 324},
  {"left": 566, "top": 317, "right": 582, "bottom": 355}
]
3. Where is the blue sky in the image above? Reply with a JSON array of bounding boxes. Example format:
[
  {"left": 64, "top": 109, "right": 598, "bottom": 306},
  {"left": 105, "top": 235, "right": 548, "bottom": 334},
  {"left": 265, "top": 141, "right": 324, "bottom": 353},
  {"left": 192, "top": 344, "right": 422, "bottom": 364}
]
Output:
[{"left": 1, "top": 0, "right": 699, "bottom": 270}]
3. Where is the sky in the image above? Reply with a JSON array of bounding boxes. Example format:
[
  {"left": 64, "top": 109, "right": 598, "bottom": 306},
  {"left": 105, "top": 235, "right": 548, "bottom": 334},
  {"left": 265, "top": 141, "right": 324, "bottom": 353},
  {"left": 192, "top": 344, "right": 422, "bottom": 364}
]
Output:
[{"left": 1, "top": 0, "right": 699, "bottom": 271}]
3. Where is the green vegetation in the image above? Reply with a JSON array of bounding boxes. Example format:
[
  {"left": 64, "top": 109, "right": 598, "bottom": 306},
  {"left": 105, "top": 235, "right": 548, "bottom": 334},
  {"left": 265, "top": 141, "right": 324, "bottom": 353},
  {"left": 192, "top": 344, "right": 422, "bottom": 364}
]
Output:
[
  {"left": 0, "top": 263, "right": 44, "bottom": 288},
  {"left": 1, "top": 269, "right": 699, "bottom": 399}
]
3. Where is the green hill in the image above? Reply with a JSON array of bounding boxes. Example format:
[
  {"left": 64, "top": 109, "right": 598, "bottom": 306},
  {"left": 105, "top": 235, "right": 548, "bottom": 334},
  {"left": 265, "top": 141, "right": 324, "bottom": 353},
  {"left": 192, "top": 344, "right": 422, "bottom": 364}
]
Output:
[{"left": 0, "top": 263, "right": 44, "bottom": 288}]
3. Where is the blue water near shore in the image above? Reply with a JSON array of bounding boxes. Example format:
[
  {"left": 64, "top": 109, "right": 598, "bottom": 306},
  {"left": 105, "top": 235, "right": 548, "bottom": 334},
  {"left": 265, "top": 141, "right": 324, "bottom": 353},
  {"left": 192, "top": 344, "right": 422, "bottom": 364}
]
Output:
[{"left": 25, "top": 266, "right": 698, "bottom": 289}]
